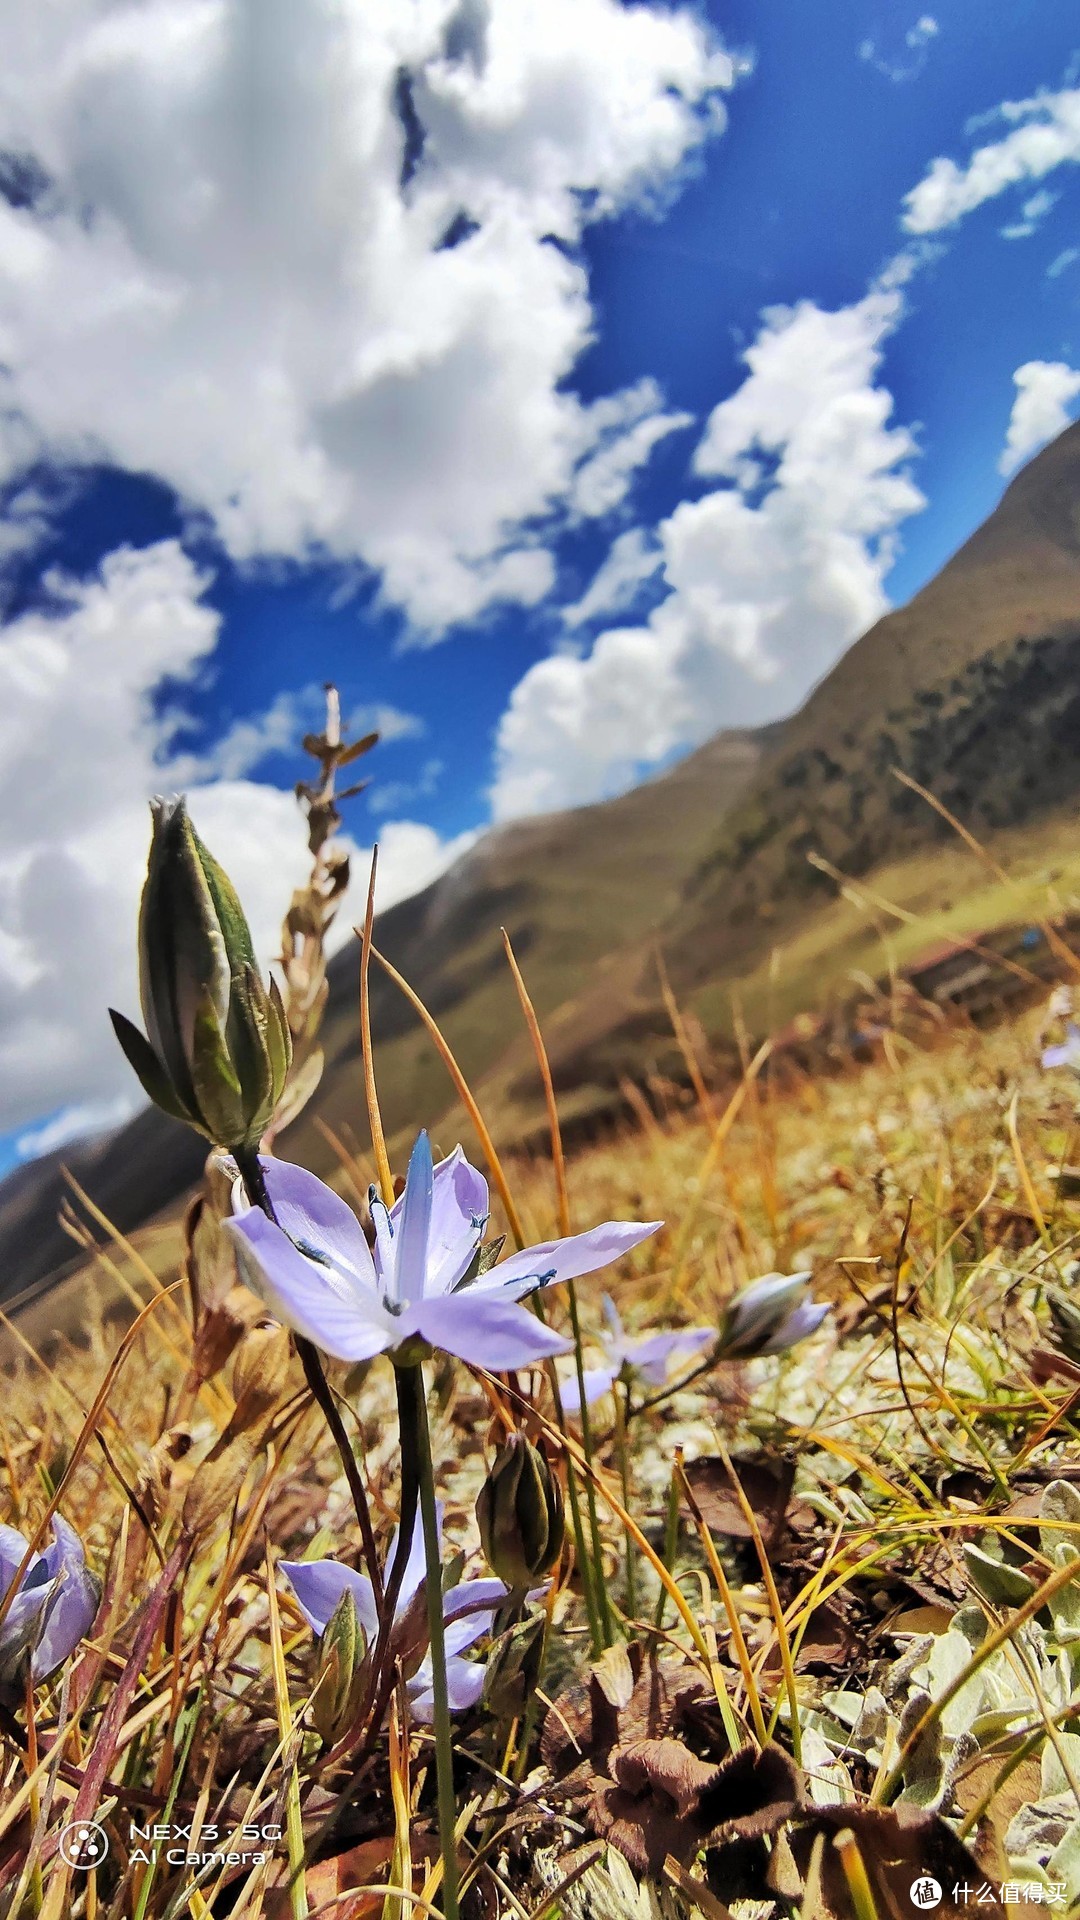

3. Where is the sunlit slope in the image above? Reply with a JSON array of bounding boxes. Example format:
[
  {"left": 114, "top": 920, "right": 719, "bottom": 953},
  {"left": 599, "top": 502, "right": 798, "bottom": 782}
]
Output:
[{"left": 4, "top": 423, "right": 1080, "bottom": 1303}]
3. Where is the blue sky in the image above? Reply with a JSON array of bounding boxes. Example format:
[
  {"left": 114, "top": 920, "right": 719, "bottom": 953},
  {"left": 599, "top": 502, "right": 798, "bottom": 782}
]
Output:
[{"left": 0, "top": 0, "right": 1079, "bottom": 1170}]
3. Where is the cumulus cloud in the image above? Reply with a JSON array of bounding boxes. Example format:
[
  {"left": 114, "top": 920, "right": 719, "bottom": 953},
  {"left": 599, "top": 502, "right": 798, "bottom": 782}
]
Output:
[
  {"left": 903, "top": 86, "right": 1080, "bottom": 233},
  {"left": 567, "top": 382, "right": 693, "bottom": 520},
  {"left": 491, "top": 291, "right": 924, "bottom": 819},
  {"left": 999, "top": 360, "right": 1080, "bottom": 475},
  {"left": 0, "top": 540, "right": 470, "bottom": 1143},
  {"left": 0, "top": 0, "right": 733, "bottom": 632},
  {"left": 562, "top": 528, "right": 664, "bottom": 629}
]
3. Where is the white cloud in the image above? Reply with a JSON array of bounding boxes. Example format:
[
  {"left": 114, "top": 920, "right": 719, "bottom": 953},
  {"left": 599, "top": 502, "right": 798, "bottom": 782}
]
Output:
[
  {"left": 859, "top": 15, "right": 938, "bottom": 82},
  {"left": 16, "top": 1094, "right": 137, "bottom": 1162},
  {"left": 562, "top": 527, "right": 664, "bottom": 628},
  {"left": 347, "top": 702, "right": 425, "bottom": 744},
  {"left": 0, "top": 540, "right": 472, "bottom": 1141},
  {"left": 903, "top": 86, "right": 1080, "bottom": 233},
  {"left": 999, "top": 359, "right": 1080, "bottom": 475},
  {"left": 369, "top": 756, "right": 443, "bottom": 816},
  {"left": 348, "top": 818, "right": 477, "bottom": 906},
  {"left": 491, "top": 291, "right": 924, "bottom": 818},
  {"left": 1048, "top": 246, "right": 1080, "bottom": 279},
  {"left": 1000, "top": 185, "right": 1059, "bottom": 239},
  {"left": 170, "top": 687, "right": 322, "bottom": 783},
  {"left": 567, "top": 381, "right": 693, "bottom": 520},
  {"left": 0, "top": 0, "right": 733, "bottom": 632}
]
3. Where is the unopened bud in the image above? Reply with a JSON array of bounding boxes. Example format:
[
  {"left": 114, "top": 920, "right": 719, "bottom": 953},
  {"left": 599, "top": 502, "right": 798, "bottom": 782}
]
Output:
[
  {"left": 110, "top": 797, "right": 291, "bottom": 1150},
  {"left": 717, "top": 1272, "right": 828, "bottom": 1359},
  {"left": 476, "top": 1432, "right": 564, "bottom": 1592},
  {"left": 312, "top": 1588, "right": 368, "bottom": 1745}
]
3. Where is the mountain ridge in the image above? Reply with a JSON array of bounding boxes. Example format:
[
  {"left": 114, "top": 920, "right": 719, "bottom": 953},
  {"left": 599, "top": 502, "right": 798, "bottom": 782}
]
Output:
[{"left": 4, "top": 423, "right": 1080, "bottom": 1304}]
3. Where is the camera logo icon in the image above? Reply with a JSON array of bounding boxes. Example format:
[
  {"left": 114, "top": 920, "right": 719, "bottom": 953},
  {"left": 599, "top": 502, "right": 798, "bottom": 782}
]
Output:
[{"left": 58, "top": 1821, "right": 110, "bottom": 1870}]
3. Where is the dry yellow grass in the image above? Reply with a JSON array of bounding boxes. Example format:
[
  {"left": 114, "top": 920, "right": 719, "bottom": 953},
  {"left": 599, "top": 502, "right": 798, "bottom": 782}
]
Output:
[{"left": 5, "top": 978, "right": 1080, "bottom": 1916}]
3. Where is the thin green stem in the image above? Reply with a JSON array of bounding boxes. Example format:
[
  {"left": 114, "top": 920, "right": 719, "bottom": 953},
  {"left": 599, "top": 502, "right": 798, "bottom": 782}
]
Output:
[
  {"left": 563, "top": 1457, "right": 603, "bottom": 1657},
  {"left": 566, "top": 1282, "right": 615, "bottom": 1645},
  {"left": 613, "top": 1377, "right": 636, "bottom": 1616},
  {"left": 397, "top": 1363, "right": 460, "bottom": 1920},
  {"left": 534, "top": 1303, "right": 602, "bottom": 1656}
]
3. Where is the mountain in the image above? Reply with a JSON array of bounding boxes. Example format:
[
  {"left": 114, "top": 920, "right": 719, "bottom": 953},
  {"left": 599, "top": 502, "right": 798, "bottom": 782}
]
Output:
[
  {"left": 0, "top": 726, "right": 772, "bottom": 1304},
  {"left": 4, "top": 423, "right": 1080, "bottom": 1306}
]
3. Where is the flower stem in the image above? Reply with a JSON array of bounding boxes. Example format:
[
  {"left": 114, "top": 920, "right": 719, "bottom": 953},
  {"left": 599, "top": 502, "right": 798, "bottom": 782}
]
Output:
[
  {"left": 232, "top": 1145, "right": 382, "bottom": 1604},
  {"left": 566, "top": 1282, "right": 615, "bottom": 1646},
  {"left": 613, "top": 1376, "right": 636, "bottom": 1617},
  {"left": 396, "top": 1363, "right": 460, "bottom": 1920}
]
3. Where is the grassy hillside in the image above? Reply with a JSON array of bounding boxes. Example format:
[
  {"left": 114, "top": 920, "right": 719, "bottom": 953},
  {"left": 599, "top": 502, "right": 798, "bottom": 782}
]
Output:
[{"left": 4, "top": 423, "right": 1080, "bottom": 1303}]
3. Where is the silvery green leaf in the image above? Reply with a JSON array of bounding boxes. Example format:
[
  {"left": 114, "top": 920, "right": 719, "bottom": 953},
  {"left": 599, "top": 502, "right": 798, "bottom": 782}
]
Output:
[
  {"left": 964, "top": 1542, "right": 1037, "bottom": 1605},
  {"left": 1042, "top": 1730, "right": 1080, "bottom": 1799},
  {"left": 897, "top": 1688, "right": 947, "bottom": 1809},
  {"left": 1050, "top": 1814, "right": 1080, "bottom": 1905}
]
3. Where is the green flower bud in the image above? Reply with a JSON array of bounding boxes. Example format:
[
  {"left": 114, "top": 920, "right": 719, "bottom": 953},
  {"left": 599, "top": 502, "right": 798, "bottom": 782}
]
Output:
[
  {"left": 109, "top": 797, "right": 292, "bottom": 1150},
  {"left": 476, "top": 1432, "right": 564, "bottom": 1593},
  {"left": 482, "top": 1612, "right": 546, "bottom": 1720},
  {"left": 312, "top": 1588, "right": 368, "bottom": 1746}
]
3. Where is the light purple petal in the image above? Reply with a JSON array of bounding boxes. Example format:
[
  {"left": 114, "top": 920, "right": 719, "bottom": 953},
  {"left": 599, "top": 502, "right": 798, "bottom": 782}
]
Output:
[
  {"left": 487, "top": 1219, "right": 662, "bottom": 1295},
  {"left": 32, "top": 1522, "right": 98, "bottom": 1681},
  {"left": 559, "top": 1365, "right": 617, "bottom": 1413},
  {"left": 385, "top": 1502, "right": 441, "bottom": 1615},
  {"left": 1043, "top": 1035, "right": 1080, "bottom": 1071},
  {"left": 390, "top": 1131, "right": 434, "bottom": 1307},
  {"left": 628, "top": 1327, "right": 714, "bottom": 1385},
  {"left": 443, "top": 1578, "right": 508, "bottom": 1634},
  {"left": 402, "top": 1293, "right": 571, "bottom": 1371},
  {"left": 225, "top": 1211, "right": 394, "bottom": 1364},
  {"left": 0, "top": 1583, "right": 52, "bottom": 1667},
  {"left": 601, "top": 1293, "right": 625, "bottom": 1350},
  {"left": 240, "top": 1159, "right": 376, "bottom": 1284},
  {"left": 409, "top": 1654, "right": 486, "bottom": 1720},
  {"left": 412, "top": 1146, "right": 489, "bottom": 1298},
  {"left": 758, "top": 1300, "right": 830, "bottom": 1354},
  {"left": 443, "top": 1611, "right": 499, "bottom": 1658},
  {"left": 281, "top": 1559, "right": 379, "bottom": 1642},
  {"left": 0, "top": 1525, "right": 31, "bottom": 1597}
]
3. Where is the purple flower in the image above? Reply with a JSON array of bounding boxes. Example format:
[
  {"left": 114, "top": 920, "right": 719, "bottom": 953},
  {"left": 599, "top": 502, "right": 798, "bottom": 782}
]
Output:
[
  {"left": 226, "top": 1132, "right": 661, "bottom": 1374},
  {"left": 717, "top": 1271, "right": 829, "bottom": 1359},
  {"left": 0, "top": 1516, "right": 99, "bottom": 1703},
  {"left": 559, "top": 1294, "right": 714, "bottom": 1411},
  {"left": 1042, "top": 1024, "right": 1080, "bottom": 1073},
  {"left": 282, "top": 1504, "right": 508, "bottom": 1721}
]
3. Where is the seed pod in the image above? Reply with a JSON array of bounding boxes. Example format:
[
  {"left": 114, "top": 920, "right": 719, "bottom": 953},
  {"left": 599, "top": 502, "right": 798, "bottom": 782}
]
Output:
[
  {"left": 312, "top": 1588, "right": 368, "bottom": 1745},
  {"left": 109, "top": 797, "right": 292, "bottom": 1150},
  {"left": 476, "top": 1432, "right": 564, "bottom": 1593}
]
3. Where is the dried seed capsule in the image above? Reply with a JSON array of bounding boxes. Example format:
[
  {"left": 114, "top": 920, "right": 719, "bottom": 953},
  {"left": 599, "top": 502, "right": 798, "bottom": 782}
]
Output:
[{"left": 476, "top": 1431, "right": 564, "bottom": 1593}]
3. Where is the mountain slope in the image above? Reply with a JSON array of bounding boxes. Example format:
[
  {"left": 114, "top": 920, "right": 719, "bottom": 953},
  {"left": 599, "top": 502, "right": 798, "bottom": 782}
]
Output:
[
  {"left": 0, "top": 725, "right": 771, "bottom": 1302},
  {"left": 5, "top": 422, "right": 1080, "bottom": 1305},
  {"left": 538, "top": 419, "right": 1080, "bottom": 1078}
]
